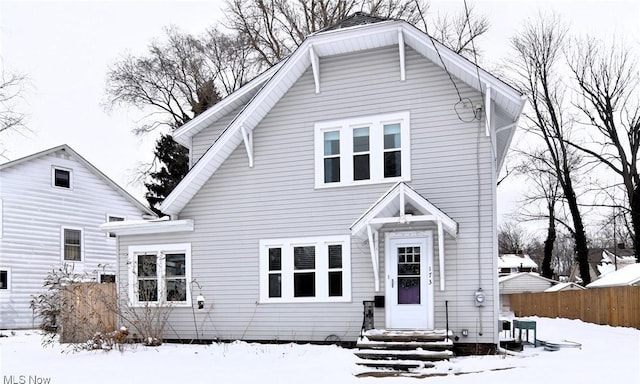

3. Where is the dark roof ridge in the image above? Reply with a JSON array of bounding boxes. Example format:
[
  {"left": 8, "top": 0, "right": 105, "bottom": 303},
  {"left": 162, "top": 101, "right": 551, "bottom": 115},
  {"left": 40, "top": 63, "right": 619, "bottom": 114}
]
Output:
[{"left": 320, "top": 11, "right": 391, "bottom": 32}]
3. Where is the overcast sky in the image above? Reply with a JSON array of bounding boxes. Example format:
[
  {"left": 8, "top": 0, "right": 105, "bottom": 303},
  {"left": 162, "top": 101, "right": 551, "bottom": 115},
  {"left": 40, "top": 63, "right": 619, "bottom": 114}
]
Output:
[{"left": 1, "top": 0, "right": 639, "bottom": 228}]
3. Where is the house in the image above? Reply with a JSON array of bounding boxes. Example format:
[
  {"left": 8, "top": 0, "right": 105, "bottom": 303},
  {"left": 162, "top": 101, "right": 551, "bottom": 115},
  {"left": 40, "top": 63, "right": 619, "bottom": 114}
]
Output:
[
  {"left": 498, "top": 273, "right": 557, "bottom": 312},
  {"left": 103, "top": 14, "right": 526, "bottom": 349},
  {"left": 569, "top": 246, "right": 636, "bottom": 284},
  {"left": 498, "top": 253, "right": 538, "bottom": 276},
  {"left": 0, "top": 145, "right": 154, "bottom": 329},
  {"left": 586, "top": 263, "right": 640, "bottom": 288},
  {"left": 544, "top": 282, "right": 585, "bottom": 292}
]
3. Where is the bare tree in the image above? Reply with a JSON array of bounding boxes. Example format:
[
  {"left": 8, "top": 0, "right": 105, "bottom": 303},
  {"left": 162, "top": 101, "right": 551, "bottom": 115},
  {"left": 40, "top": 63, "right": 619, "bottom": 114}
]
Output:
[
  {"left": 105, "top": 26, "right": 221, "bottom": 134},
  {"left": 105, "top": 27, "right": 224, "bottom": 213},
  {"left": 510, "top": 13, "right": 592, "bottom": 284},
  {"left": 567, "top": 38, "right": 640, "bottom": 261},
  {"left": 0, "top": 65, "right": 28, "bottom": 149},
  {"left": 224, "top": 0, "right": 489, "bottom": 67},
  {"left": 498, "top": 221, "right": 532, "bottom": 255},
  {"left": 430, "top": 1, "right": 489, "bottom": 59},
  {"left": 514, "top": 149, "right": 567, "bottom": 279}
]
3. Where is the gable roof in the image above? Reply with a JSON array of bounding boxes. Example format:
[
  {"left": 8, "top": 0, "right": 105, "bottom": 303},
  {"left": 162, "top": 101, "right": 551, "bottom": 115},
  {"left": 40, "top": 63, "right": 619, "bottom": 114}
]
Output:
[
  {"left": 350, "top": 182, "right": 457, "bottom": 239},
  {"left": 498, "top": 272, "right": 557, "bottom": 285},
  {"left": 0, "top": 145, "right": 154, "bottom": 216},
  {"left": 498, "top": 253, "right": 538, "bottom": 270},
  {"left": 160, "top": 18, "right": 526, "bottom": 216},
  {"left": 586, "top": 263, "right": 640, "bottom": 288},
  {"left": 545, "top": 282, "right": 585, "bottom": 292}
]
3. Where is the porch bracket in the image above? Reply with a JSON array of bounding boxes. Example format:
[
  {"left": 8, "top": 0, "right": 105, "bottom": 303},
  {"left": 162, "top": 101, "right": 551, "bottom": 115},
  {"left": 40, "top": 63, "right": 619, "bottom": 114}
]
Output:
[
  {"left": 484, "top": 83, "right": 492, "bottom": 137},
  {"left": 367, "top": 224, "right": 380, "bottom": 292},
  {"left": 398, "top": 29, "right": 406, "bottom": 81},
  {"left": 438, "top": 219, "right": 445, "bottom": 291},
  {"left": 310, "top": 45, "right": 320, "bottom": 94},
  {"left": 240, "top": 124, "right": 254, "bottom": 167}
]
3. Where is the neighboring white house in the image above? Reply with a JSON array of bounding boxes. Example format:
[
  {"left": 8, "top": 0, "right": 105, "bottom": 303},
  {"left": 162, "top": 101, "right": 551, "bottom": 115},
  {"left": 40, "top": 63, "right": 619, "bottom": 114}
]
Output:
[
  {"left": 586, "top": 263, "right": 640, "bottom": 288},
  {"left": 498, "top": 253, "right": 538, "bottom": 276},
  {"left": 544, "top": 282, "right": 585, "bottom": 292},
  {"left": 0, "top": 145, "right": 154, "bottom": 329},
  {"left": 104, "top": 14, "right": 525, "bottom": 348},
  {"left": 498, "top": 273, "right": 557, "bottom": 312}
]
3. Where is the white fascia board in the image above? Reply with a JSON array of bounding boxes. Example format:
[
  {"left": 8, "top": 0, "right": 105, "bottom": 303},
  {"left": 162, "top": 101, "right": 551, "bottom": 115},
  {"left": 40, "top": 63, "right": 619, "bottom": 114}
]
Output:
[
  {"left": 496, "top": 95, "right": 528, "bottom": 172},
  {"left": 100, "top": 218, "right": 194, "bottom": 236},
  {"left": 400, "top": 23, "right": 525, "bottom": 121},
  {"left": 172, "top": 62, "right": 284, "bottom": 147},
  {"left": 162, "top": 21, "right": 526, "bottom": 216},
  {"left": 350, "top": 182, "right": 458, "bottom": 239}
]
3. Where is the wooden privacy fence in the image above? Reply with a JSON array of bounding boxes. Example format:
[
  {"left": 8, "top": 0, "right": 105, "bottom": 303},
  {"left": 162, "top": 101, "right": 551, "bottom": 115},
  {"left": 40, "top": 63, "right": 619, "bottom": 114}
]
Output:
[
  {"left": 61, "top": 283, "right": 117, "bottom": 343},
  {"left": 509, "top": 286, "right": 640, "bottom": 329}
]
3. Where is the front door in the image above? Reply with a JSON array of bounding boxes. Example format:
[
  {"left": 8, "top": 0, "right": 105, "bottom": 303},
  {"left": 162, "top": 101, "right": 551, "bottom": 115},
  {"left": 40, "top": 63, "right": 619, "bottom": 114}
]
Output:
[{"left": 386, "top": 234, "right": 434, "bottom": 329}]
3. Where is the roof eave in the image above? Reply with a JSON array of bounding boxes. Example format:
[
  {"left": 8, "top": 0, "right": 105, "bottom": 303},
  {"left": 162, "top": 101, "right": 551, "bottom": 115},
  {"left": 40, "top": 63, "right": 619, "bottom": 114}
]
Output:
[
  {"left": 100, "top": 218, "right": 194, "bottom": 235},
  {"left": 161, "top": 21, "right": 525, "bottom": 216}
]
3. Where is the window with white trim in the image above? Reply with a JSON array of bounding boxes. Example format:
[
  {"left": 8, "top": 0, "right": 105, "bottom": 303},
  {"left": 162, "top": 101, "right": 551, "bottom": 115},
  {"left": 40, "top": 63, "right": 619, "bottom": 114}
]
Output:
[
  {"left": 62, "top": 227, "right": 83, "bottom": 261},
  {"left": 107, "top": 215, "right": 125, "bottom": 238},
  {"left": 128, "top": 244, "right": 191, "bottom": 306},
  {"left": 52, "top": 167, "right": 72, "bottom": 189},
  {"left": 0, "top": 269, "right": 9, "bottom": 290},
  {"left": 260, "top": 236, "right": 351, "bottom": 303},
  {"left": 315, "top": 111, "right": 411, "bottom": 188}
]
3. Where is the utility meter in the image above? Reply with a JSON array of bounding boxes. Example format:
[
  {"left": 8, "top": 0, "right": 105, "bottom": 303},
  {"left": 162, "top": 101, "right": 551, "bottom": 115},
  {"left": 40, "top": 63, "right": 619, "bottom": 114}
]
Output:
[{"left": 474, "top": 289, "right": 486, "bottom": 307}]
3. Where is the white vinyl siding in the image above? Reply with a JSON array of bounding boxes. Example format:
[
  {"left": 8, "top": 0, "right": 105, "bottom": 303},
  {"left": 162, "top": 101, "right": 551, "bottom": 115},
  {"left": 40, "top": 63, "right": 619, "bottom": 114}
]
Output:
[
  {"left": 314, "top": 111, "right": 411, "bottom": 188},
  {"left": 128, "top": 243, "right": 192, "bottom": 307},
  {"left": 0, "top": 148, "right": 149, "bottom": 329},
  {"left": 259, "top": 236, "right": 351, "bottom": 303},
  {"left": 107, "top": 215, "right": 125, "bottom": 238}
]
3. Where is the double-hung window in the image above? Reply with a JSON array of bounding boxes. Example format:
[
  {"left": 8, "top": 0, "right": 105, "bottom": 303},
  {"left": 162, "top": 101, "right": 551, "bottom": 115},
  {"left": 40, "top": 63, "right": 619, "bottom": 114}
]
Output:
[
  {"left": 62, "top": 227, "right": 83, "bottom": 261},
  {"left": 128, "top": 244, "right": 191, "bottom": 306},
  {"left": 260, "top": 236, "right": 351, "bottom": 303},
  {"left": 315, "top": 111, "right": 410, "bottom": 188}
]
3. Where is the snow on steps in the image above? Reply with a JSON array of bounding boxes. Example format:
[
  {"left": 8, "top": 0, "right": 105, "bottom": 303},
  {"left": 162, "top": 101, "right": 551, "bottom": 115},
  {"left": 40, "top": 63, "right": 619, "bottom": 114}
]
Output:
[{"left": 355, "top": 329, "right": 453, "bottom": 375}]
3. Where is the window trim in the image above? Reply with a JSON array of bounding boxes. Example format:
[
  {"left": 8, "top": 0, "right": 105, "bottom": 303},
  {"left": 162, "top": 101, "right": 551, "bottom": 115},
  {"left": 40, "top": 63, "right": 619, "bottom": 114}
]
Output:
[
  {"left": 0, "top": 268, "right": 10, "bottom": 291},
  {"left": 128, "top": 243, "right": 192, "bottom": 307},
  {"left": 52, "top": 166, "right": 73, "bottom": 190},
  {"left": 259, "top": 235, "right": 351, "bottom": 303},
  {"left": 314, "top": 111, "right": 411, "bottom": 188},
  {"left": 106, "top": 214, "right": 125, "bottom": 238},
  {"left": 61, "top": 226, "right": 84, "bottom": 262}
]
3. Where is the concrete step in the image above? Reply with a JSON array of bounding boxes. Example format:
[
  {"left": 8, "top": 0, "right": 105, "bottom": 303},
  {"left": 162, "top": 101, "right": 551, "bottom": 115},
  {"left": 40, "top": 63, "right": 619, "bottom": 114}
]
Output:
[
  {"left": 356, "top": 338, "right": 453, "bottom": 351},
  {"left": 362, "top": 329, "right": 451, "bottom": 343},
  {"left": 355, "top": 359, "right": 435, "bottom": 371},
  {"left": 355, "top": 349, "right": 454, "bottom": 362}
]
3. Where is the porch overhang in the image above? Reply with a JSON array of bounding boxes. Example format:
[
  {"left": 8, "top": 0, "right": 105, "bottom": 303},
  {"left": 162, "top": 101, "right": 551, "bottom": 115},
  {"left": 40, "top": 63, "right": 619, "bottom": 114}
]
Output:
[{"left": 350, "top": 182, "right": 458, "bottom": 292}]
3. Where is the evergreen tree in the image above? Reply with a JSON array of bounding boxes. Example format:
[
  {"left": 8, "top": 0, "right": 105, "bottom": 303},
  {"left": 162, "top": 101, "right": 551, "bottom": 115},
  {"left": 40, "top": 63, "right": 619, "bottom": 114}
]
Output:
[{"left": 145, "top": 134, "right": 190, "bottom": 216}]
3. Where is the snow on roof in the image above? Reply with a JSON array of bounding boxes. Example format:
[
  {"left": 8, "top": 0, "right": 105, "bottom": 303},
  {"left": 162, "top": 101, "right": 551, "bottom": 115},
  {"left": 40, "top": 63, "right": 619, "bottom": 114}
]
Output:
[
  {"left": 498, "top": 254, "right": 538, "bottom": 270},
  {"left": 545, "top": 282, "right": 586, "bottom": 292},
  {"left": 498, "top": 272, "right": 556, "bottom": 284},
  {"left": 587, "top": 263, "right": 640, "bottom": 288}
]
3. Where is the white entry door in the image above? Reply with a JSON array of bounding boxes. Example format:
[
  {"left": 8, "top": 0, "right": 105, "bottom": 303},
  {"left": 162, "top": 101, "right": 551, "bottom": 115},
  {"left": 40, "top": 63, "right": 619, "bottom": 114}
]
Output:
[{"left": 386, "top": 235, "right": 434, "bottom": 329}]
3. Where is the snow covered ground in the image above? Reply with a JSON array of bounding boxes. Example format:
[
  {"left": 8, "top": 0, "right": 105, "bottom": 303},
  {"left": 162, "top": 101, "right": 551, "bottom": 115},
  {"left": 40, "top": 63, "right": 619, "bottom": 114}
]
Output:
[{"left": 1, "top": 317, "right": 639, "bottom": 383}]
